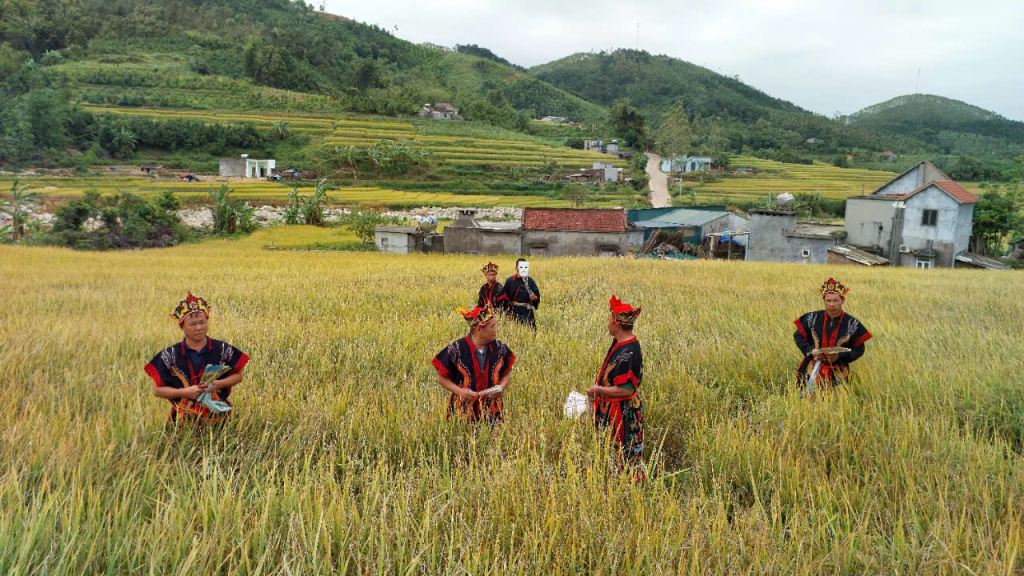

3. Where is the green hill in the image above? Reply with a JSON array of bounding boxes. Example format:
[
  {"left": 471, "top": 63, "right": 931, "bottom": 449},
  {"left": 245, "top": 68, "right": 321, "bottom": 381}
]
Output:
[
  {"left": 530, "top": 49, "right": 805, "bottom": 125},
  {"left": 0, "top": 0, "right": 607, "bottom": 137},
  {"left": 528, "top": 49, "right": 931, "bottom": 157},
  {"left": 843, "top": 94, "right": 1024, "bottom": 158}
]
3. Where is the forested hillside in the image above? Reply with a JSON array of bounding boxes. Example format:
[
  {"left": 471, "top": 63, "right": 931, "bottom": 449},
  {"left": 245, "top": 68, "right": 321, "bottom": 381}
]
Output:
[
  {"left": 843, "top": 94, "right": 1024, "bottom": 163},
  {"left": 531, "top": 50, "right": 1023, "bottom": 178},
  {"left": 0, "top": 0, "right": 607, "bottom": 164}
]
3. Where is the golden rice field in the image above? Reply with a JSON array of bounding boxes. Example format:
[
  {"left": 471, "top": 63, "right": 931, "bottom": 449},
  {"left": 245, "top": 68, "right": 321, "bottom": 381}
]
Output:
[
  {"left": 693, "top": 156, "right": 985, "bottom": 203},
  {"left": 0, "top": 176, "right": 615, "bottom": 209},
  {"left": 82, "top": 106, "right": 629, "bottom": 169},
  {"left": 1, "top": 227, "right": 1022, "bottom": 573}
]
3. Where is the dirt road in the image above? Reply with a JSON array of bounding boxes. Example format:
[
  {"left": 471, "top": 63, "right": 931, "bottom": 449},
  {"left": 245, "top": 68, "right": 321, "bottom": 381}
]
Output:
[{"left": 644, "top": 152, "right": 670, "bottom": 208}]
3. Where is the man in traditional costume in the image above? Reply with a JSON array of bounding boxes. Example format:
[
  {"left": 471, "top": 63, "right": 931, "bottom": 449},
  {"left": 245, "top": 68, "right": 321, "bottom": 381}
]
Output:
[
  {"left": 477, "top": 261, "right": 509, "bottom": 312},
  {"left": 504, "top": 258, "right": 540, "bottom": 329},
  {"left": 588, "top": 295, "right": 645, "bottom": 470},
  {"left": 793, "top": 277, "right": 872, "bottom": 389},
  {"left": 144, "top": 292, "right": 249, "bottom": 423},
  {"left": 432, "top": 305, "right": 516, "bottom": 425}
]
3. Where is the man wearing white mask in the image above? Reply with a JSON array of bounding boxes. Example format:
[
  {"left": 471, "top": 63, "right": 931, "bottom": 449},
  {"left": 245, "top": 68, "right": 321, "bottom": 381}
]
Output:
[{"left": 504, "top": 258, "right": 541, "bottom": 329}]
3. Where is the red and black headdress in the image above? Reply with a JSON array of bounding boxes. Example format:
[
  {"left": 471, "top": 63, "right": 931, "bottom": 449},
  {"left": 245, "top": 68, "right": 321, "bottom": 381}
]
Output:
[
  {"left": 610, "top": 294, "right": 641, "bottom": 326},
  {"left": 457, "top": 305, "right": 496, "bottom": 329},
  {"left": 481, "top": 261, "right": 499, "bottom": 275},
  {"left": 171, "top": 291, "right": 210, "bottom": 324},
  {"left": 820, "top": 277, "right": 850, "bottom": 300}
]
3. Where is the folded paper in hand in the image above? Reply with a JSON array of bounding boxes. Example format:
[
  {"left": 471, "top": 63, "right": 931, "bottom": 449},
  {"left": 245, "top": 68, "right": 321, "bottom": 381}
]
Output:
[
  {"left": 477, "top": 385, "right": 502, "bottom": 396},
  {"left": 564, "top": 391, "right": 591, "bottom": 419},
  {"left": 198, "top": 364, "right": 233, "bottom": 414},
  {"left": 201, "top": 364, "right": 232, "bottom": 384}
]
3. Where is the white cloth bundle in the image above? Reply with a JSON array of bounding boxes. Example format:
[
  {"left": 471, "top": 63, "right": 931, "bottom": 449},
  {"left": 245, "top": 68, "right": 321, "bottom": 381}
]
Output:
[{"left": 564, "top": 391, "right": 591, "bottom": 419}]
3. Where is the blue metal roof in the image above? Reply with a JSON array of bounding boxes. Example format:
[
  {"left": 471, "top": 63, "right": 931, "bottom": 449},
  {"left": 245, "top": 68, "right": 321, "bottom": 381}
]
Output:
[
  {"left": 631, "top": 209, "right": 730, "bottom": 228},
  {"left": 627, "top": 206, "right": 725, "bottom": 223}
]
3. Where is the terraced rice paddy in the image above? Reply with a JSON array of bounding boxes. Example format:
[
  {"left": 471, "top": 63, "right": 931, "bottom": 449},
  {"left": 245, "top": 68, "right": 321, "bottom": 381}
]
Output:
[
  {"left": 0, "top": 176, "right": 624, "bottom": 209},
  {"left": 82, "top": 106, "right": 628, "bottom": 170},
  {"left": 692, "top": 156, "right": 984, "bottom": 203}
]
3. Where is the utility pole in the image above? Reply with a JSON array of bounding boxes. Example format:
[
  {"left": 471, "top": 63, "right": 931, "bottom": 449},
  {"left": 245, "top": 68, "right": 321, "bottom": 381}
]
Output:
[
  {"left": 915, "top": 68, "right": 921, "bottom": 93},
  {"left": 636, "top": 23, "right": 640, "bottom": 50}
]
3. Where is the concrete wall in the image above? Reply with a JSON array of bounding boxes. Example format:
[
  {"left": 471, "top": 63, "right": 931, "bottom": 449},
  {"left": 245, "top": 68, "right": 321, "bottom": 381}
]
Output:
[
  {"left": 701, "top": 213, "right": 750, "bottom": 236},
  {"left": 376, "top": 230, "right": 416, "bottom": 254},
  {"left": 874, "top": 163, "right": 947, "bottom": 196},
  {"left": 781, "top": 236, "right": 836, "bottom": 265},
  {"left": 523, "top": 230, "right": 626, "bottom": 257},
  {"left": 746, "top": 211, "right": 797, "bottom": 262},
  {"left": 845, "top": 197, "right": 896, "bottom": 256},
  {"left": 746, "top": 211, "right": 839, "bottom": 264},
  {"left": 219, "top": 158, "right": 246, "bottom": 177},
  {"left": 444, "top": 227, "right": 521, "bottom": 255},
  {"left": 954, "top": 202, "right": 975, "bottom": 256},
  {"left": 627, "top": 229, "right": 646, "bottom": 247},
  {"left": 899, "top": 186, "right": 963, "bottom": 267}
]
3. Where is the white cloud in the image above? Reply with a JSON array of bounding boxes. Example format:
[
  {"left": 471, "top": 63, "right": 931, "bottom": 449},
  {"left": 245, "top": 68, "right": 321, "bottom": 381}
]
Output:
[{"left": 329, "top": 0, "right": 1024, "bottom": 120}]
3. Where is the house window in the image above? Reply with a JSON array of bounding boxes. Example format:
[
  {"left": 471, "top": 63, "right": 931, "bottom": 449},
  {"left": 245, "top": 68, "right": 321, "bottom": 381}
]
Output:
[
  {"left": 921, "top": 209, "right": 938, "bottom": 227},
  {"left": 916, "top": 258, "right": 932, "bottom": 269},
  {"left": 800, "top": 249, "right": 811, "bottom": 258}
]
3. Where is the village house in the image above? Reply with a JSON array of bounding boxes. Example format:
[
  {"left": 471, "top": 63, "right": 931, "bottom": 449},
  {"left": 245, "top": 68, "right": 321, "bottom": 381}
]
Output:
[
  {"left": 627, "top": 206, "right": 749, "bottom": 247},
  {"left": 843, "top": 161, "right": 977, "bottom": 269},
  {"left": 377, "top": 208, "right": 629, "bottom": 257},
  {"left": 540, "top": 116, "right": 569, "bottom": 124},
  {"left": 660, "top": 155, "right": 715, "bottom": 174},
  {"left": 592, "top": 161, "right": 621, "bottom": 183},
  {"left": 562, "top": 168, "right": 606, "bottom": 184},
  {"left": 745, "top": 209, "right": 847, "bottom": 265},
  {"left": 583, "top": 139, "right": 621, "bottom": 156},
  {"left": 417, "top": 102, "right": 464, "bottom": 121},
  {"left": 521, "top": 208, "right": 628, "bottom": 257},
  {"left": 879, "top": 151, "right": 898, "bottom": 162},
  {"left": 219, "top": 154, "right": 275, "bottom": 178},
  {"left": 806, "top": 138, "right": 821, "bottom": 145}
]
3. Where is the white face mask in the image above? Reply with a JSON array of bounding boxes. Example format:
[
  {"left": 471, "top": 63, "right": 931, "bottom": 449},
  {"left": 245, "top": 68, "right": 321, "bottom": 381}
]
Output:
[{"left": 517, "top": 261, "right": 530, "bottom": 278}]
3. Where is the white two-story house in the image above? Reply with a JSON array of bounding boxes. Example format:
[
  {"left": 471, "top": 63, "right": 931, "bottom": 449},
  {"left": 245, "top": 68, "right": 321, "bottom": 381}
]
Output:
[{"left": 844, "top": 161, "right": 977, "bottom": 268}]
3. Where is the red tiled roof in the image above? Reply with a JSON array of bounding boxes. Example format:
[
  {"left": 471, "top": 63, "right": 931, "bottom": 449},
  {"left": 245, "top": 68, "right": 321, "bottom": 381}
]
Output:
[
  {"left": 902, "top": 180, "right": 978, "bottom": 204},
  {"left": 932, "top": 180, "right": 978, "bottom": 203},
  {"left": 522, "top": 208, "right": 627, "bottom": 232}
]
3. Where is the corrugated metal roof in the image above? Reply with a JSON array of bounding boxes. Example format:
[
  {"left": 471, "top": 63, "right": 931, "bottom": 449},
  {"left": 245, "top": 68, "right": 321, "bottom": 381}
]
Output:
[
  {"left": 828, "top": 244, "right": 889, "bottom": 266},
  {"left": 634, "top": 209, "right": 730, "bottom": 228},
  {"left": 955, "top": 253, "right": 1009, "bottom": 270}
]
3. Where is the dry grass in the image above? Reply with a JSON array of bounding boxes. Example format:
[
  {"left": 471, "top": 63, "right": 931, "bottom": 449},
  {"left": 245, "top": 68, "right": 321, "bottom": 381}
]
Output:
[{"left": 1, "top": 231, "right": 1022, "bottom": 574}]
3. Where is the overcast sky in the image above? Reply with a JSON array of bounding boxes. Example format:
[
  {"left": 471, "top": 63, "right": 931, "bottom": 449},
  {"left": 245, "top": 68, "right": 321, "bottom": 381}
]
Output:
[{"left": 329, "top": 0, "right": 1024, "bottom": 121}]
